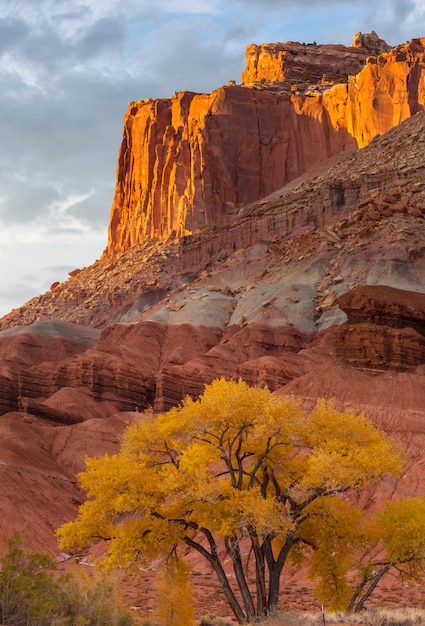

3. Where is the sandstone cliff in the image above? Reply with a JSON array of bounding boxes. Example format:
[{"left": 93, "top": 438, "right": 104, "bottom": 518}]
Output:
[
  {"left": 106, "top": 86, "right": 355, "bottom": 254},
  {"left": 242, "top": 30, "right": 390, "bottom": 84},
  {"left": 106, "top": 35, "right": 425, "bottom": 255}
]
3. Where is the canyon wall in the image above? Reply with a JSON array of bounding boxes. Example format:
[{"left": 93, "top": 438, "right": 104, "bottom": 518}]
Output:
[
  {"left": 345, "top": 39, "right": 425, "bottom": 146},
  {"left": 105, "top": 36, "right": 425, "bottom": 255},
  {"left": 106, "top": 87, "right": 356, "bottom": 254}
]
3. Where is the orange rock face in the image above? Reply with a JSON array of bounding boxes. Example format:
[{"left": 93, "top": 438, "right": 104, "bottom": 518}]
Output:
[
  {"left": 345, "top": 39, "right": 425, "bottom": 147},
  {"left": 105, "top": 36, "right": 425, "bottom": 256},
  {"left": 241, "top": 31, "right": 390, "bottom": 85},
  {"left": 106, "top": 87, "right": 355, "bottom": 254},
  {"left": 242, "top": 41, "right": 369, "bottom": 85}
]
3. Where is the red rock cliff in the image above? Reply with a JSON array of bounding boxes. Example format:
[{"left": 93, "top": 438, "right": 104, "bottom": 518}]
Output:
[
  {"left": 241, "top": 31, "right": 390, "bottom": 85},
  {"left": 345, "top": 38, "right": 425, "bottom": 147},
  {"left": 105, "top": 35, "right": 425, "bottom": 256}
]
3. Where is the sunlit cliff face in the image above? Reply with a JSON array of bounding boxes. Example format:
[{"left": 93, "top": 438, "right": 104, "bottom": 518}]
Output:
[{"left": 105, "top": 35, "right": 425, "bottom": 256}]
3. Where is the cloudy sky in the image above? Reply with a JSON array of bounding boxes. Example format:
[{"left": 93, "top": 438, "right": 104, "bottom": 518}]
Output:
[{"left": 0, "top": 0, "right": 424, "bottom": 317}]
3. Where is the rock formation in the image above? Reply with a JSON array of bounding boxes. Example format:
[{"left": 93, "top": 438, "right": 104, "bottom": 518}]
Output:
[
  {"left": 241, "top": 36, "right": 375, "bottom": 85},
  {"left": 336, "top": 286, "right": 425, "bottom": 371},
  {"left": 351, "top": 30, "right": 391, "bottom": 53},
  {"left": 2, "top": 112, "right": 425, "bottom": 419},
  {"left": 106, "top": 86, "right": 356, "bottom": 254},
  {"left": 106, "top": 35, "right": 425, "bottom": 255},
  {"left": 3, "top": 34, "right": 425, "bottom": 616}
]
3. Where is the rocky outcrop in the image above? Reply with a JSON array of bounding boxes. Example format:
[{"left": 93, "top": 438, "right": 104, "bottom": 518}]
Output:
[
  {"left": 242, "top": 40, "right": 370, "bottom": 85},
  {"left": 105, "top": 36, "right": 425, "bottom": 255},
  {"left": 154, "top": 324, "right": 312, "bottom": 410},
  {"left": 338, "top": 286, "right": 425, "bottom": 330},
  {"left": 105, "top": 86, "right": 356, "bottom": 254},
  {"left": 335, "top": 286, "right": 425, "bottom": 371},
  {"left": 345, "top": 38, "right": 425, "bottom": 147},
  {"left": 351, "top": 30, "right": 391, "bottom": 53},
  {"left": 242, "top": 31, "right": 390, "bottom": 85}
]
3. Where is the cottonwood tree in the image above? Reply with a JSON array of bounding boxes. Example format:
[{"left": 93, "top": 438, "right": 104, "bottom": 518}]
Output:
[
  {"left": 306, "top": 496, "right": 425, "bottom": 614},
  {"left": 57, "top": 378, "right": 402, "bottom": 624},
  {"left": 347, "top": 497, "right": 425, "bottom": 613}
]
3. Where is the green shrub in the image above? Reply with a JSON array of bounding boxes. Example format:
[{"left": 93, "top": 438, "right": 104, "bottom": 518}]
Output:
[
  {"left": 0, "top": 531, "right": 139, "bottom": 625},
  {"left": 0, "top": 531, "right": 61, "bottom": 625}
]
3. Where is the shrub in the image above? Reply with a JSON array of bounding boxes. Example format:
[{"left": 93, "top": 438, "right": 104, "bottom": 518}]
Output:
[
  {"left": 0, "top": 531, "right": 61, "bottom": 625},
  {"left": 0, "top": 531, "right": 139, "bottom": 625}
]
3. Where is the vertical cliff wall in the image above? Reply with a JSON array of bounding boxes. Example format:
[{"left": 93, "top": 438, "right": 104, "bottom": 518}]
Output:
[
  {"left": 105, "top": 36, "right": 425, "bottom": 256},
  {"left": 345, "top": 39, "right": 425, "bottom": 147},
  {"left": 106, "top": 86, "right": 355, "bottom": 255}
]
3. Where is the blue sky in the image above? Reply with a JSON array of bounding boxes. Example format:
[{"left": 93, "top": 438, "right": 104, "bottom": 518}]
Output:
[{"left": 0, "top": 0, "right": 424, "bottom": 317}]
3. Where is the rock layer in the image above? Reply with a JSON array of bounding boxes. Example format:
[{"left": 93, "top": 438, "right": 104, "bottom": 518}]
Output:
[
  {"left": 335, "top": 286, "right": 425, "bottom": 371},
  {"left": 242, "top": 40, "right": 369, "bottom": 85}
]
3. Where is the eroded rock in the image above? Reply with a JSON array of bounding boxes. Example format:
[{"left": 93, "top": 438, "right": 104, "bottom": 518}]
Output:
[
  {"left": 335, "top": 286, "right": 425, "bottom": 371},
  {"left": 105, "top": 37, "right": 425, "bottom": 255}
]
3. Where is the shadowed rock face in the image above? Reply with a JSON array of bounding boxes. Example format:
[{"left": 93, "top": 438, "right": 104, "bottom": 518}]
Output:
[
  {"left": 105, "top": 36, "right": 425, "bottom": 255},
  {"left": 338, "top": 286, "right": 425, "bottom": 331}
]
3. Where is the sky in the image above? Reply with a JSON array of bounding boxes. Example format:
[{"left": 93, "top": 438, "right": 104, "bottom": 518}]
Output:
[{"left": 0, "top": 0, "right": 424, "bottom": 318}]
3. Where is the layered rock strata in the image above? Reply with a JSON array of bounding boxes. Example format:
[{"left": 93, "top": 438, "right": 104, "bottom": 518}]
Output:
[
  {"left": 336, "top": 286, "right": 425, "bottom": 371},
  {"left": 2, "top": 112, "right": 425, "bottom": 334},
  {"left": 241, "top": 31, "right": 390, "bottom": 85},
  {"left": 106, "top": 37, "right": 425, "bottom": 255}
]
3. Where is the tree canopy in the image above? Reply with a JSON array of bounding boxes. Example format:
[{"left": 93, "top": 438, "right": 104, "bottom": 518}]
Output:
[
  {"left": 346, "top": 496, "right": 425, "bottom": 613},
  {"left": 57, "top": 378, "right": 404, "bottom": 623}
]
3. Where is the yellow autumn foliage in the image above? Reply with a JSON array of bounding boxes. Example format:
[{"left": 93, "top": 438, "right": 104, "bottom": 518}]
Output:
[
  {"left": 57, "top": 378, "right": 404, "bottom": 623},
  {"left": 155, "top": 551, "right": 195, "bottom": 626}
]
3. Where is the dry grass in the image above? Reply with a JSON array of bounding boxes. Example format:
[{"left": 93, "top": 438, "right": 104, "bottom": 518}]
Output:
[{"left": 252, "top": 607, "right": 425, "bottom": 626}]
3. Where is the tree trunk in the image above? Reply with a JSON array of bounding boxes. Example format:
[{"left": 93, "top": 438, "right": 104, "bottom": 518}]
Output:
[
  {"left": 267, "top": 563, "right": 281, "bottom": 612},
  {"left": 263, "top": 535, "right": 294, "bottom": 613},
  {"left": 226, "top": 536, "right": 256, "bottom": 622},
  {"left": 354, "top": 565, "right": 391, "bottom": 613},
  {"left": 184, "top": 533, "right": 247, "bottom": 624},
  {"left": 211, "top": 554, "right": 248, "bottom": 624},
  {"left": 248, "top": 528, "right": 267, "bottom": 617}
]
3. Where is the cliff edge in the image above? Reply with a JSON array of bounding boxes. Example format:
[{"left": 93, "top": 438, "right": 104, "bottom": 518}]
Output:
[{"left": 105, "top": 33, "right": 425, "bottom": 255}]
